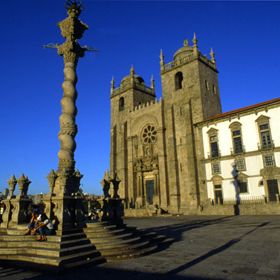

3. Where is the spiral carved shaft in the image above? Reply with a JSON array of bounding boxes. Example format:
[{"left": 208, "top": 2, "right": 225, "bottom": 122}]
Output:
[
  {"left": 58, "top": 61, "right": 78, "bottom": 172},
  {"left": 56, "top": 5, "right": 88, "bottom": 172}
]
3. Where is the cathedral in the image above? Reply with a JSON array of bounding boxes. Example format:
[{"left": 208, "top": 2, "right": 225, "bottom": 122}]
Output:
[{"left": 109, "top": 35, "right": 280, "bottom": 215}]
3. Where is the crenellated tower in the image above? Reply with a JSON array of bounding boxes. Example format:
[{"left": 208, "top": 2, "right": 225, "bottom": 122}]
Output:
[
  {"left": 160, "top": 35, "right": 222, "bottom": 213},
  {"left": 110, "top": 67, "right": 156, "bottom": 202}
]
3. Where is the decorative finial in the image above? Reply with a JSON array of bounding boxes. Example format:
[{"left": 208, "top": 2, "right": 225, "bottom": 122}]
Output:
[
  {"left": 192, "top": 33, "right": 198, "bottom": 46},
  {"left": 210, "top": 48, "right": 216, "bottom": 64},
  {"left": 192, "top": 33, "right": 199, "bottom": 57},
  {"left": 160, "top": 49, "right": 165, "bottom": 69},
  {"left": 130, "top": 65, "right": 135, "bottom": 76},
  {"left": 184, "top": 39, "right": 189, "bottom": 46},
  {"left": 110, "top": 77, "right": 115, "bottom": 94},
  {"left": 150, "top": 75, "right": 155, "bottom": 90},
  {"left": 65, "top": 0, "right": 83, "bottom": 12}
]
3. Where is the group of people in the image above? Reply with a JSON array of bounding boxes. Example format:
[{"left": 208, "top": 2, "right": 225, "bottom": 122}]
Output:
[{"left": 24, "top": 210, "right": 54, "bottom": 241}]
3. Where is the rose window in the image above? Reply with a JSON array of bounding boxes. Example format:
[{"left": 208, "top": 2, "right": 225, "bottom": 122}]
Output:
[{"left": 142, "top": 125, "right": 157, "bottom": 144}]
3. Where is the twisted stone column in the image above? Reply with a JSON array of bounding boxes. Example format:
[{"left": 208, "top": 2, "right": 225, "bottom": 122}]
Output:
[
  {"left": 58, "top": 59, "right": 78, "bottom": 172},
  {"left": 57, "top": 5, "right": 88, "bottom": 173},
  {"left": 45, "top": 2, "right": 89, "bottom": 231}
]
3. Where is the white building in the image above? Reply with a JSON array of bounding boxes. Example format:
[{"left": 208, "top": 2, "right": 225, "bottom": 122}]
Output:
[{"left": 198, "top": 98, "right": 280, "bottom": 205}]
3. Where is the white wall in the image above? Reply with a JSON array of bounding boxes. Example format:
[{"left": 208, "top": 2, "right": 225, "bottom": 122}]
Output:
[{"left": 202, "top": 105, "right": 280, "bottom": 201}]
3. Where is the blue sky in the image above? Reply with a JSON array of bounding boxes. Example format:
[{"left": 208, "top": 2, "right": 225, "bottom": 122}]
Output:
[{"left": 0, "top": 1, "right": 280, "bottom": 195}]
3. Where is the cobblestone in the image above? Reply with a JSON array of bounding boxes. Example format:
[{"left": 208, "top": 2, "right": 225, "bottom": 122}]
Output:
[{"left": 1, "top": 215, "right": 280, "bottom": 280}]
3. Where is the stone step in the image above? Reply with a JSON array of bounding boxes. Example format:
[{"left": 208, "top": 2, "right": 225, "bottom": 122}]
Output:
[
  {"left": 90, "top": 237, "right": 142, "bottom": 247},
  {"left": 0, "top": 243, "right": 99, "bottom": 258},
  {"left": 90, "top": 235, "right": 141, "bottom": 245},
  {"left": 95, "top": 239, "right": 149, "bottom": 252},
  {"left": 0, "top": 249, "right": 105, "bottom": 268},
  {"left": 84, "top": 227, "right": 135, "bottom": 236},
  {"left": 86, "top": 222, "right": 117, "bottom": 229},
  {"left": 0, "top": 237, "right": 92, "bottom": 251},
  {"left": 0, "top": 232, "right": 87, "bottom": 243},
  {"left": 84, "top": 225, "right": 126, "bottom": 233}
]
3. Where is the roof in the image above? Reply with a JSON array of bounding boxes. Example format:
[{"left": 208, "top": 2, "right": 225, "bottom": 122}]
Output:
[{"left": 198, "top": 97, "right": 280, "bottom": 125}]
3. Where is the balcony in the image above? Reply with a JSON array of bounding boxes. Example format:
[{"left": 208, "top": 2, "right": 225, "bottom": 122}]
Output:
[
  {"left": 230, "top": 145, "right": 246, "bottom": 155},
  {"left": 258, "top": 140, "right": 275, "bottom": 151},
  {"left": 208, "top": 150, "right": 221, "bottom": 159}
]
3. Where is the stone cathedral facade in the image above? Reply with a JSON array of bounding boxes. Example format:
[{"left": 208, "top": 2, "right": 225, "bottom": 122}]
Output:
[{"left": 109, "top": 36, "right": 280, "bottom": 215}]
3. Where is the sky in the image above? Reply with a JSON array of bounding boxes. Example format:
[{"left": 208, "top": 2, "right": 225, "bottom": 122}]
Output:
[{"left": 0, "top": 1, "right": 280, "bottom": 196}]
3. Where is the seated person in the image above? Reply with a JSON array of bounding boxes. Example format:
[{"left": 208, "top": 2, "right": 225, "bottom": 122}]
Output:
[
  {"left": 35, "top": 212, "right": 54, "bottom": 241},
  {"left": 24, "top": 210, "right": 39, "bottom": 235}
]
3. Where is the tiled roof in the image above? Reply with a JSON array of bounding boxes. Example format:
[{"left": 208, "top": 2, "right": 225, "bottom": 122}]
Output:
[{"left": 202, "top": 97, "right": 280, "bottom": 123}]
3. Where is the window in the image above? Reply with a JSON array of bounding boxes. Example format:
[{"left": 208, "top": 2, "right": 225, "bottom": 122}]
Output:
[
  {"left": 175, "top": 72, "right": 183, "bottom": 90},
  {"left": 205, "top": 80, "right": 209, "bottom": 91},
  {"left": 237, "top": 173, "right": 248, "bottom": 193},
  {"left": 119, "top": 97, "right": 125, "bottom": 111},
  {"left": 263, "top": 154, "right": 275, "bottom": 167},
  {"left": 230, "top": 122, "right": 244, "bottom": 154},
  {"left": 208, "top": 128, "right": 219, "bottom": 158},
  {"left": 256, "top": 115, "right": 273, "bottom": 150},
  {"left": 235, "top": 158, "right": 246, "bottom": 171},
  {"left": 142, "top": 125, "right": 157, "bottom": 144},
  {"left": 239, "top": 182, "right": 248, "bottom": 193},
  {"left": 212, "top": 162, "right": 221, "bottom": 174},
  {"left": 213, "top": 84, "right": 217, "bottom": 95},
  {"left": 210, "top": 135, "right": 219, "bottom": 158},
  {"left": 260, "top": 124, "right": 272, "bottom": 149}
]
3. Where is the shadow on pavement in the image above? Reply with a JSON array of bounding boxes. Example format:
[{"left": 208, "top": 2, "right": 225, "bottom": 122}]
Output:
[{"left": 164, "top": 221, "right": 269, "bottom": 277}]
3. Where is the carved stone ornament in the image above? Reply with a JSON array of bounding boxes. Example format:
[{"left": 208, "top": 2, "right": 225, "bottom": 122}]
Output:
[
  {"left": 7, "top": 175, "right": 17, "bottom": 197},
  {"left": 47, "top": 169, "right": 58, "bottom": 195}
]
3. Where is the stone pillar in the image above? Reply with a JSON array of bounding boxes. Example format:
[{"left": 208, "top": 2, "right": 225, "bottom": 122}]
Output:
[
  {"left": 48, "top": 2, "right": 89, "bottom": 232},
  {"left": 1, "top": 175, "right": 17, "bottom": 229},
  {"left": 157, "top": 126, "right": 168, "bottom": 209},
  {"left": 9, "top": 175, "right": 32, "bottom": 228}
]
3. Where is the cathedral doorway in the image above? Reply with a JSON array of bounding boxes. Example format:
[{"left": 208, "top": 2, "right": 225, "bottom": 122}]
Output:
[
  {"left": 267, "top": 179, "right": 279, "bottom": 202},
  {"left": 145, "top": 180, "right": 154, "bottom": 205}
]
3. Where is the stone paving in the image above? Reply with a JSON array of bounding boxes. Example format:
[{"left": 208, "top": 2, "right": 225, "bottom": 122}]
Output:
[{"left": 1, "top": 215, "right": 280, "bottom": 280}]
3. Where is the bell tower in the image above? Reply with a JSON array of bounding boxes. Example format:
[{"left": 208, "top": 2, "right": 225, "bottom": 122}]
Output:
[
  {"left": 160, "top": 35, "right": 222, "bottom": 213},
  {"left": 110, "top": 67, "right": 155, "bottom": 202},
  {"left": 160, "top": 34, "right": 221, "bottom": 122}
]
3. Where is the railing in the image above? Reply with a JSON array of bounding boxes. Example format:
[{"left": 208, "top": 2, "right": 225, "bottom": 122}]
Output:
[
  {"left": 230, "top": 145, "right": 246, "bottom": 155},
  {"left": 208, "top": 150, "right": 221, "bottom": 159},
  {"left": 257, "top": 140, "right": 275, "bottom": 150},
  {"left": 209, "top": 195, "right": 280, "bottom": 205}
]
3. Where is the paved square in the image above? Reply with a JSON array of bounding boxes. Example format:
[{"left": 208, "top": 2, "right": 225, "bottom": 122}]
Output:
[{"left": 1, "top": 215, "right": 280, "bottom": 280}]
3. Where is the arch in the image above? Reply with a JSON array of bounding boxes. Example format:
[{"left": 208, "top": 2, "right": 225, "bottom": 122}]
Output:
[
  {"left": 255, "top": 115, "right": 270, "bottom": 124},
  {"left": 207, "top": 127, "right": 218, "bottom": 136},
  {"left": 211, "top": 175, "right": 223, "bottom": 185},
  {"left": 175, "top": 72, "right": 183, "bottom": 90},
  {"left": 119, "top": 97, "right": 125, "bottom": 111},
  {"left": 229, "top": 121, "right": 242, "bottom": 130}
]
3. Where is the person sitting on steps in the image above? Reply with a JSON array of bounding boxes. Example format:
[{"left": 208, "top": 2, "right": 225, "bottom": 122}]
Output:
[
  {"left": 35, "top": 212, "right": 54, "bottom": 241},
  {"left": 24, "top": 210, "right": 39, "bottom": 236}
]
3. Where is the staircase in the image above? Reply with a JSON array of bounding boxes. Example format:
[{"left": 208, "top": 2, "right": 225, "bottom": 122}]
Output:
[
  {"left": 0, "top": 221, "right": 174, "bottom": 269},
  {"left": 0, "top": 225, "right": 106, "bottom": 269},
  {"left": 84, "top": 221, "right": 173, "bottom": 261}
]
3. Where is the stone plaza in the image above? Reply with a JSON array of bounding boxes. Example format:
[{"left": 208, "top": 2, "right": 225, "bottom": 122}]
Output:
[{"left": 1, "top": 215, "right": 280, "bottom": 280}]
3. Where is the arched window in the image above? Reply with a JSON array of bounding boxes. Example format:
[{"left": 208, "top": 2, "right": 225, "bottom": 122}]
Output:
[
  {"left": 229, "top": 122, "right": 244, "bottom": 154},
  {"left": 207, "top": 128, "right": 219, "bottom": 158},
  {"left": 119, "top": 97, "right": 125, "bottom": 111},
  {"left": 175, "top": 72, "right": 183, "bottom": 90},
  {"left": 255, "top": 115, "right": 273, "bottom": 149}
]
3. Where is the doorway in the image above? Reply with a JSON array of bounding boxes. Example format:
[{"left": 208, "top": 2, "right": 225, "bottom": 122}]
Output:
[
  {"left": 214, "top": 185, "right": 223, "bottom": 204},
  {"left": 267, "top": 179, "right": 279, "bottom": 202},
  {"left": 145, "top": 180, "right": 154, "bottom": 205}
]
